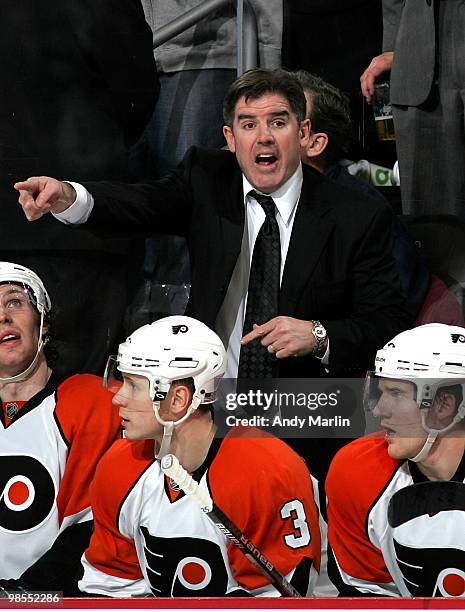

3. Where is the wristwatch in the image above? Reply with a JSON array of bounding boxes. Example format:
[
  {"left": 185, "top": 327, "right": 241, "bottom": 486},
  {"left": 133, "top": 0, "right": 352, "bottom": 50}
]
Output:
[{"left": 310, "top": 320, "right": 327, "bottom": 357}]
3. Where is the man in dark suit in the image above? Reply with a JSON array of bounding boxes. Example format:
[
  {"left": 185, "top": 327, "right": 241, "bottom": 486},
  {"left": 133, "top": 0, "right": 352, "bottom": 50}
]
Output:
[
  {"left": 15, "top": 69, "right": 409, "bottom": 382},
  {"left": 361, "top": 0, "right": 465, "bottom": 217}
]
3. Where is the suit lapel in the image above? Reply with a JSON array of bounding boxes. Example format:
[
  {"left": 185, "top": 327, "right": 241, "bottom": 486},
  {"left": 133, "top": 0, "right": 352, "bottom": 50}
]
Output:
[
  {"left": 218, "top": 166, "right": 245, "bottom": 275},
  {"left": 205, "top": 163, "right": 244, "bottom": 321},
  {"left": 280, "top": 170, "right": 335, "bottom": 313}
]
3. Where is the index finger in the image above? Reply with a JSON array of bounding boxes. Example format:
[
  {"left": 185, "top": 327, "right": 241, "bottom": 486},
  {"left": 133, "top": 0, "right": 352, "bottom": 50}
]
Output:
[
  {"left": 241, "top": 321, "right": 274, "bottom": 345},
  {"left": 14, "top": 178, "right": 39, "bottom": 193}
]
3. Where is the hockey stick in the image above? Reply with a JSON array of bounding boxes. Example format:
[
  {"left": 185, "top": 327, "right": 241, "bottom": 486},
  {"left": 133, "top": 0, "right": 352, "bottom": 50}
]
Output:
[{"left": 160, "top": 454, "right": 302, "bottom": 597}]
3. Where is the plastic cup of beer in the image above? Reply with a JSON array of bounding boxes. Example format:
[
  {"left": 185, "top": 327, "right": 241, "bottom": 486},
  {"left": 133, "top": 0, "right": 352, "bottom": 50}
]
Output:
[{"left": 373, "top": 82, "right": 395, "bottom": 141}]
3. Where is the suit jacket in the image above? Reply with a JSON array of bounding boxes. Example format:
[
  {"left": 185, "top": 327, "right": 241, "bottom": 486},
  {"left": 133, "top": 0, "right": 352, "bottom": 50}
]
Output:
[
  {"left": 83, "top": 147, "right": 410, "bottom": 378},
  {"left": 382, "top": 0, "right": 436, "bottom": 106}
]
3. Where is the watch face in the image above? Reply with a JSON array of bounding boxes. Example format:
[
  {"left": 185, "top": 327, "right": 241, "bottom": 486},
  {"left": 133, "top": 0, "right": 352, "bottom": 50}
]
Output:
[{"left": 314, "top": 326, "right": 326, "bottom": 339}]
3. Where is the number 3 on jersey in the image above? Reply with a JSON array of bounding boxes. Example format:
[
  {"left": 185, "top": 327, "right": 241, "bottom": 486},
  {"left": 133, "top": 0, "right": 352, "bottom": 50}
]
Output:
[{"left": 280, "top": 499, "right": 310, "bottom": 548}]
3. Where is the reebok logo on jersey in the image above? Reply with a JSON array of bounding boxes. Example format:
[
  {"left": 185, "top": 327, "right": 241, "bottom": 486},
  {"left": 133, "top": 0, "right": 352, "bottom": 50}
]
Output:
[
  {"left": 172, "top": 325, "right": 188, "bottom": 335},
  {"left": 0, "top": 455, "right": 55, "bottom": 532}
]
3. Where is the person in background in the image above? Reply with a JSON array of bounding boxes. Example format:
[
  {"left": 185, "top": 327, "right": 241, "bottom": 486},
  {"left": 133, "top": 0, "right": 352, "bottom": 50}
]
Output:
[
  {"left": 361, "top": 0, "right": 465, "bottom": 217},
  {"left": 282, "top": 0, "right": 383, "bottom": 158},
  {"left": 294, "top": 69, "right": 430, "bottom": 321}
]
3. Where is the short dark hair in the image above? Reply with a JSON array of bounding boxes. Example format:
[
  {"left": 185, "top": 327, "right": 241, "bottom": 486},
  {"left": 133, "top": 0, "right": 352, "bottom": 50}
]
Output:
[
  {"left": 223, "top": 68, "right": 307, "bottom": 127},
  {"left": 293, "top": 70, "right": 352, "bottom": 164}
]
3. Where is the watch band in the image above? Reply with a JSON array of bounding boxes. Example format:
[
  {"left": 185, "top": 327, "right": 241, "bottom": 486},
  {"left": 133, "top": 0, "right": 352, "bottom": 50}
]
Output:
[{"left": 310, "top": 320, "right": 327, "bottom": 357}]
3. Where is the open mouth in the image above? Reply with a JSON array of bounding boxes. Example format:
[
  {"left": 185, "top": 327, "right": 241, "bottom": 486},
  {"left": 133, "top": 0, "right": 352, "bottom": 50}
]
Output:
[
  {"left": 255, "top": 154, "right": 277, "bottom": 166},
  {"left": 0, "top": 333, "right": 20, "bottom": 345}
]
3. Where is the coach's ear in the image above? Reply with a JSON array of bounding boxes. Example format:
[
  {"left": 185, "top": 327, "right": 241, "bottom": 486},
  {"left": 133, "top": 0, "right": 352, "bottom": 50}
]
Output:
[
  {"left": 304, "top": 131, "right": 328, "bottom": 160},
  {"left": 223, "top": 125, "right": 236, "bottom": 153}
]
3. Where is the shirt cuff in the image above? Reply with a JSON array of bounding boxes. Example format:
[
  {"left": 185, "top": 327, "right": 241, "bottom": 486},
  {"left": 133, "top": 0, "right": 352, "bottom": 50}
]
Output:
[
  {"left": 52, "top": 182, "right": 94, "bottom": 225},
  {"left": 316, "top": 339, "right": 330, "bottom": 366}
]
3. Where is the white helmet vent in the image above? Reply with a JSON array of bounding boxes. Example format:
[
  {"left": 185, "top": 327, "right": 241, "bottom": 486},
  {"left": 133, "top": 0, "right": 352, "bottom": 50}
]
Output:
[{"left": 169, "top": 359, "right": 199, "bottom": 369}]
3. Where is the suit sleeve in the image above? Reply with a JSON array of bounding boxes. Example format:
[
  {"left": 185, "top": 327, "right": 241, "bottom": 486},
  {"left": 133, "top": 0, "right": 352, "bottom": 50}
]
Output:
[
  {"left": 209, "top": 436, "right": 321, "bottom": 596},
  {"left": 382, "top": 0, "right": 405, "bottom": 51},
  {"left": 78, "top": 442, "right": 150, "bottom": 597},
  {"left": 82, "top": 147, "right": 197, "bottom": 238},
  {"left": 326, "top": 443, "right": 398, "bottom": 596}
]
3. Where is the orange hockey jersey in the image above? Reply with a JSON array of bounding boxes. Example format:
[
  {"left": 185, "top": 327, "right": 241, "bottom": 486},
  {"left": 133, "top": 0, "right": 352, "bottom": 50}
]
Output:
[
  {"left": 326, "top": 435, "right": 465, "bottom": 597},
  {"left": 80, "top": 428, "right": 321, "bottom": 597}
]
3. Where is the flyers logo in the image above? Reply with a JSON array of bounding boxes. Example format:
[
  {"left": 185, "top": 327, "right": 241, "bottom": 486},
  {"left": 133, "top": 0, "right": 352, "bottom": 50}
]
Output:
[
  {"left": 451, "top": 334, "right": 465, "bottom": 344},
  {"left": 393, "top": 540, "right": 465, "bottom": 597},
  {"left": 141, "top": 527, "right": 228, "bottom": 595},
  {"left": 172, "top": 325, "right": 188, "bottom": 335},
  {"left": 434, "top": 568, "right": 465, "bottom": 598},
  {"left": 0, "top": 455, "right": 55, "bottom": 532}
]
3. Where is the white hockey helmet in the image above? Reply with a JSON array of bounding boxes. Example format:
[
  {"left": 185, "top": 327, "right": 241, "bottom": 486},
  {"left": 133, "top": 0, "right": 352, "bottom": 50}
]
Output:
[
  {"left": 0, "top": 262, "right": 51, "bottom": 314},
  {"left": 366, "top": 323, "right": 465, "bottom": 461},
  {"left": 113, "top": 315, "right": 226, "bottom": 405},
  {"left": 105, "top": 316, "right": 226, "bottom": 457},
  {"left": 0, "top": 262, "right": 51, "bottom": 383}
]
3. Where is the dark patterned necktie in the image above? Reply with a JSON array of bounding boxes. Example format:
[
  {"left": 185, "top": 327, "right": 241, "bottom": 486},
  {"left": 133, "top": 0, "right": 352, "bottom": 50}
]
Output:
[{"left": 238, "top": 191, "right": 281, "bottom": 379}]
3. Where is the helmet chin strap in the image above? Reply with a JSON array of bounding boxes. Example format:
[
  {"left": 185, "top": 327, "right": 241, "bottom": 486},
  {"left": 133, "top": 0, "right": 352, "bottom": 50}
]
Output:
[
  {"left": 0, "top": 311, "right": 48, "bottom": 384},
  {"left": 409, "top": 428, "right": 440, "bottom": 463},
  {"left": 152, "top": 392, "right": 204, "bottom": 460},
  {"left": 410, "top": 403, "right": 465, "bottom": 463}
]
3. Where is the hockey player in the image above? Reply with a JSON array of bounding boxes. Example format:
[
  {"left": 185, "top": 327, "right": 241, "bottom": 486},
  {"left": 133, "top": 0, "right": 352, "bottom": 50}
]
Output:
[
  {"left": 78, "top": 315, "right": 321, "bottom": 597},
  {"left": 0, "top": 262, "right": 121, "bottom": 593},
  {"left": 326, "top": 323, "right": 465, "bottom": 597}
]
